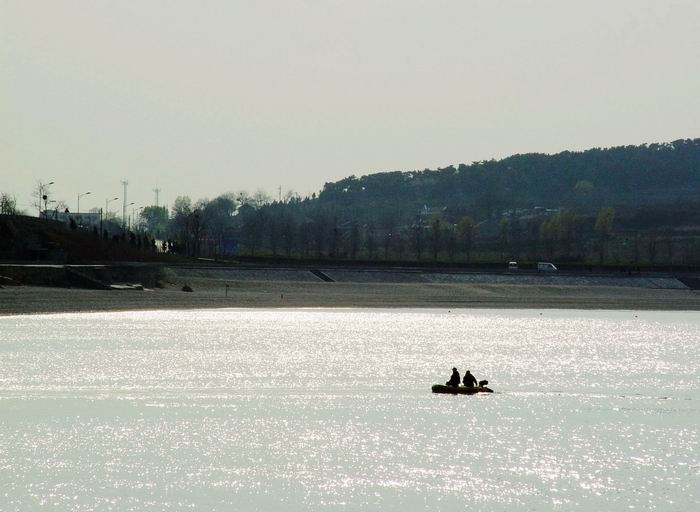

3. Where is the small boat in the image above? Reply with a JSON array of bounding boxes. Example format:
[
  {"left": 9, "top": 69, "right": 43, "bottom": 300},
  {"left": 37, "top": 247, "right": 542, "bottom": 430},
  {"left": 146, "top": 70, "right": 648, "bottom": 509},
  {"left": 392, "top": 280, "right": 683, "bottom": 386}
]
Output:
[{"left": 432, "top": 384, "right": 493, "bottom": 395}]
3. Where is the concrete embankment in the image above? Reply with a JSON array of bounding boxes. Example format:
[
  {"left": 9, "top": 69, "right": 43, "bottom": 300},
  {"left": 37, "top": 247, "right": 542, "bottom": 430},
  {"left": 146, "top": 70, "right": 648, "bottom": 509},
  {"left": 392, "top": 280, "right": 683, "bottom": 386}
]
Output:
[
  {"left": 168, "top": 265, "right": 691, "bottom": 290},
  {"left": 2, "top": 263, "right": 699, "bottom": 315}
]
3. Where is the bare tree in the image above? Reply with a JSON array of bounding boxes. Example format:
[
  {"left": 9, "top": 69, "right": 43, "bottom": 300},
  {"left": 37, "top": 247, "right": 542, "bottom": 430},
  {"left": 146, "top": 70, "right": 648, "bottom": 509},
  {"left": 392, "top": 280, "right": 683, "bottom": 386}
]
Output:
[
  {"left": 32, "top": 181, "right": 54, "bottom": 216},
  {"left": 0, "top": 193, "right": 18, "bottom": 215}
]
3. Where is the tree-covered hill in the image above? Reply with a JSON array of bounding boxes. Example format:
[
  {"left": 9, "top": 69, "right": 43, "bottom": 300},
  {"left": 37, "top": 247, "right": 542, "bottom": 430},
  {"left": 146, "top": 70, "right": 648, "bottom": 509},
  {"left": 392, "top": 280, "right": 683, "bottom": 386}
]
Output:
[{"left": 319, "top": 139, "right": 700, "bottom": 218}]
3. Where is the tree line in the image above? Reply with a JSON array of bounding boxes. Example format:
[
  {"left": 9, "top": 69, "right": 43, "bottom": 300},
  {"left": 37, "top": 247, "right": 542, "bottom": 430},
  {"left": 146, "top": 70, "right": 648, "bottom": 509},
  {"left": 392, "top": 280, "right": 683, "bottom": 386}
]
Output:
[
  {"left": 138, "top": 139, "right": 700, "bottom": 266},
  {"left": 4, "top": 139, "right": 699, "bottom": 266}
]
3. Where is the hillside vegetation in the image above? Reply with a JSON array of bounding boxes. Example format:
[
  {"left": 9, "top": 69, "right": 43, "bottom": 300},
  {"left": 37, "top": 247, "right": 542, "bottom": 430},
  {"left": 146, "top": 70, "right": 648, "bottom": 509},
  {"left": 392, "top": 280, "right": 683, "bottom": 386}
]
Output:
[
  {"left": 226, "top": 139, "right": 700, "bottom": 266},
  {"left": 319, "top": 139, "right": 700, "bottom": 217}
]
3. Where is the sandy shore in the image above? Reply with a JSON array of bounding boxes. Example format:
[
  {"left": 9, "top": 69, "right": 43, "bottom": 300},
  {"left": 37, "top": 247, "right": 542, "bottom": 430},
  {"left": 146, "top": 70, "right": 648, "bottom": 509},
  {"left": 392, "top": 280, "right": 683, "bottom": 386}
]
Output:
[{"left": 2, "top": 275, "right": 699, "bottom": 315}]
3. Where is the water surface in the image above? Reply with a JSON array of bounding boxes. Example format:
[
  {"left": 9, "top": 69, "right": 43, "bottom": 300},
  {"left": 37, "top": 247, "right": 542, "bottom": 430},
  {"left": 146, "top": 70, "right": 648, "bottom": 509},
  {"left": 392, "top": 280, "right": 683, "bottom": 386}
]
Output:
[{"left": 1, "top": 309, "right": 698, "bottom": 510}]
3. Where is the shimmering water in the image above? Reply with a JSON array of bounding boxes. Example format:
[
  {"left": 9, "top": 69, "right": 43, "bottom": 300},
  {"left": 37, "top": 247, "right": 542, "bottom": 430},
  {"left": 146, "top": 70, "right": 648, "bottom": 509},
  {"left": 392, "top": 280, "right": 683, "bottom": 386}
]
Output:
[{"left": 1, "top": 309, "right": 698, "bottom": 511}]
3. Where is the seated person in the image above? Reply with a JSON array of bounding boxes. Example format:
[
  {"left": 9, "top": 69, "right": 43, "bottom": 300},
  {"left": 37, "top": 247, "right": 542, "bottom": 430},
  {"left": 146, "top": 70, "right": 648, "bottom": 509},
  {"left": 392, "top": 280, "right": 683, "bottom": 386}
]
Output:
[
  {"left": 463, "top": 370, "right": 478, "bottom": 388},
  {"left": 445, "top": 367, "right": 461, "bottom": 387}
]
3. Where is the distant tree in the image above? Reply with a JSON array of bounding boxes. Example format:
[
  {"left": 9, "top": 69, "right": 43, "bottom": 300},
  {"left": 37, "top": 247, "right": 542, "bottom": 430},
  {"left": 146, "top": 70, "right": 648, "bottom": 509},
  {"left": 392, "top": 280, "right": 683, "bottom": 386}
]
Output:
[
  {"left": 430, "top": 216, "right": 441, "bottom": 260},
  {"left": 539, "top": 216, "right": 560, "bottom": 259},
  {"left": 243, "top": 208, "right": 267, "bottom": 256},
  {"left": 527, "top": 218, "right": 542, "bottom": 261},
  {"left": 282, "top": 215, "right": 296, "bottom": 257},
  {"left": 444, "top": 223, "right": 457, "bottom": 261},
  {"left": 312, "top": 213, "right": 327, "bottom": 257},
  {"left": 170, "top": 196, "right": 193, "bottom": 254},
  {"left": 498, "top": 218, "right": 510, "bottom": 259},
  {"left": 594, "top": 207, "right": 615, "bottom": 263},
  {"left": 141, "top": 205, "right": 169, "bottom": 237},
  {"left": 394, "top": 229, "right": 406, "bottom": 260},
  {"left": 509, "top": 216, "right": 522, "bottom": 260},
  {"left": 349, "top": 221, "right": 360, "bottom": 260},
  {"left": 410, "top": 223, "right": 423, "bottom": 260},
  {"left": 202, "top": 194, "right": 237, "bottom": 256},
  {"left": 32, "top": 181, "right": 53, "bottom": 216},
  {"left": 559, "top": 211, "right": 581, "bottom": 258},
  {"left": 283, "top": 190, "right": 300, "bottom": 203},
  {"left": 365, "top": 223, "right": 376, "bottom": 259},
  {"left": 329, "top": 219, "right": 340, "bottom": 258},
  {"left": 0, "top": 193, "right": 17, "bottom": 215},
  {"left": 189, "top": 203, "right": 208, "bottom": 256},
  {"left": 50, "top": 200, "right": 68, "bottom": 220},
  {"left": 456, "top": 216, "right": 477, "bottom": 262},
  {"left": 252, "top": 189, "right": 272, "bottom": 208},
  {"left": 298, "top": 221, "right": 311, "bottom": 257},
  {"left": 380, "top": 208, "right": 399, "bottom": 260}
]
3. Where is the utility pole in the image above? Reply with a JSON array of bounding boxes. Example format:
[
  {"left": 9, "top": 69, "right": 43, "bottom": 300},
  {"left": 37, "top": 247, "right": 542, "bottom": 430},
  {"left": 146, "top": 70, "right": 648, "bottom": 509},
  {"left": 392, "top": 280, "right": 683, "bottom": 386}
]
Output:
[
  {"left": 153, "top": 187, "right": 161, "bottom": 208},
  {"left": 278, "top": 185, "right": 282, "bottom": 202},
  {"left": 121, "top": 180, "right": 128, "bottom": 230}
]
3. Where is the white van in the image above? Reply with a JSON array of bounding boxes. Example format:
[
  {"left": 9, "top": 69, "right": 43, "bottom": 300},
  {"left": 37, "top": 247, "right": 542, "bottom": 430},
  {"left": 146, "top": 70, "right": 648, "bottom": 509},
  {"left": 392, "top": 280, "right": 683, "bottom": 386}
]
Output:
[
  {"left": 537, "top": 262, "right": 557, "bottom": 272},
  {"left": 508, "top": 261, "right": 519, "bottom": 271}
]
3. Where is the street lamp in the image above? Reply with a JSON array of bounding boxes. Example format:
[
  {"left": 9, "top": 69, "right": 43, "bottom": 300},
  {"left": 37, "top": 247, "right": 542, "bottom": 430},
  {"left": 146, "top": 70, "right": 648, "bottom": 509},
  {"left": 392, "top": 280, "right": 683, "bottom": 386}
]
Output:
[
  {"left": 105, "top": 197, "right": 119, "bottom": 215},
  {"left": 101, "top": 197, "right": 119, "bottom": 236},
  {"left": 77, "top": 191, "right": 91, "bottom": 218},
  {"left": 40, "top": 181, "right": 55, "bottom": 218},
  {"left": 125, "top": 202, "right": 135, "bottom": 230}
]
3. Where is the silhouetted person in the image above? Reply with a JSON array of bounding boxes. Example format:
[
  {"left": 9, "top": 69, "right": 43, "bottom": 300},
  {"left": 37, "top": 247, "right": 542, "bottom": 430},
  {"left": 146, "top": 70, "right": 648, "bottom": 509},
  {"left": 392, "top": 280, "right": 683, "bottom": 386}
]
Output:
[
  {"left": 463, "top": 370, "right": 477, "bottom": 388},
  {"left": 446, "top": 367, "right": 460, "bottom": 387}
]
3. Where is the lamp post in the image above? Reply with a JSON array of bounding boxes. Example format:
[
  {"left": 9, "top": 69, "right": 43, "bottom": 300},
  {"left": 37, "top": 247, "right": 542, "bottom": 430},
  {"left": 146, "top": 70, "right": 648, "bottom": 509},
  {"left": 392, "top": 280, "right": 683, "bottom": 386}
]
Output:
[
  {"left": 77, "top": 191, "right": 90, "bottom": 225},
  {"left": 125, "top": 202, "right": 135, "bottom": 230},
  {"left": 101, "top": 197, "right": 119, "bottom": 237},
  {"left": 40, "top": 181, "right": 55, "bottom": 218},
  {"left": 77, "top": 191, "right": 90, "bottom": 216},
  {"left": 105, "top": 197, "right": 119, "bottom": 216}
]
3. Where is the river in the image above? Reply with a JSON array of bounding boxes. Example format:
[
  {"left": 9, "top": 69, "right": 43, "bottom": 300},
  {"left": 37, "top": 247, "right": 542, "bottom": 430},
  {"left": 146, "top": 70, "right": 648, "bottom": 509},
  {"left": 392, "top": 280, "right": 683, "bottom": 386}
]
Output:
[{"left": 1, "top": 309, "right": 698, "bottom": 510}]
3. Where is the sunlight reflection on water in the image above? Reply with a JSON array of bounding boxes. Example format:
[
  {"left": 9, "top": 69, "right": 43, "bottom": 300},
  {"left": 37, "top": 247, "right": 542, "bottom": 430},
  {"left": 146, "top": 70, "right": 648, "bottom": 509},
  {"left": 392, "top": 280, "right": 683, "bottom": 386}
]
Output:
[{"left": 1, "top": 309, "right": 698, "bottom": 511}]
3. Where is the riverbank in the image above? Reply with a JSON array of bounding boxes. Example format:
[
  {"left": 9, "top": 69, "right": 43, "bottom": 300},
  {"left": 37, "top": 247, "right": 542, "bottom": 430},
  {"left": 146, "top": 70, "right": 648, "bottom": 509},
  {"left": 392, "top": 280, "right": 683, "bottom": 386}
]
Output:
[{"left": 2, "top": 278, "right": 699, "bottom": 315}]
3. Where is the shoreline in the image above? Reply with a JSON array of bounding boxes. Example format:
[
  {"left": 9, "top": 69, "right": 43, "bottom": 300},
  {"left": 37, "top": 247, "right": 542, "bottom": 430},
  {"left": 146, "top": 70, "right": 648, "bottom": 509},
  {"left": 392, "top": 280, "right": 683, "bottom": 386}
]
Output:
[{"left": 2, "top": 279, "right": 699, "bottom": 316}]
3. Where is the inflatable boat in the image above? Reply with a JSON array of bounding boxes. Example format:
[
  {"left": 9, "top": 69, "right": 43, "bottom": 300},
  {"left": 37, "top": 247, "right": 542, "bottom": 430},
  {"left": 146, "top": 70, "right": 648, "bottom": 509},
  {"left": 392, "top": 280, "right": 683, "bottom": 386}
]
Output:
[{"left": 432, "top": 384, "right": 493, "bottom": 395}]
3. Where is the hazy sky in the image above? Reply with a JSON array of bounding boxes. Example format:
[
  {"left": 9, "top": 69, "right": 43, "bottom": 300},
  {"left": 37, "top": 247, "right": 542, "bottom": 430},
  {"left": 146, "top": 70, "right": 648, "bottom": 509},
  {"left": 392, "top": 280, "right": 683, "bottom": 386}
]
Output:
[{"left": 2, "top": 0, "right": 699, "bottom": 214}]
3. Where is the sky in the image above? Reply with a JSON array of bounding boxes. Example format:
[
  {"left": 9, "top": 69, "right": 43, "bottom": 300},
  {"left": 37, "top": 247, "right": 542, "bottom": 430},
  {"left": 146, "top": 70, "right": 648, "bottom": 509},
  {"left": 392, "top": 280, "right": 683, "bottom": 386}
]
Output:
[{"left": 1, "top": 0, "right": 699, "bottom": 215}]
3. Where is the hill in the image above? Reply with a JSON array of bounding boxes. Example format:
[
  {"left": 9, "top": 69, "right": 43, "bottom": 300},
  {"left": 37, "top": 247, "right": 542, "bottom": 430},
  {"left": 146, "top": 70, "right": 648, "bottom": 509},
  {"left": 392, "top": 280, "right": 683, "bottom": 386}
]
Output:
[
  {"left": 230, "top": 139, "right": 700, "bottom": 266},
  {"left": 318, "top": 139, "right": 700, "bottom": 218}
]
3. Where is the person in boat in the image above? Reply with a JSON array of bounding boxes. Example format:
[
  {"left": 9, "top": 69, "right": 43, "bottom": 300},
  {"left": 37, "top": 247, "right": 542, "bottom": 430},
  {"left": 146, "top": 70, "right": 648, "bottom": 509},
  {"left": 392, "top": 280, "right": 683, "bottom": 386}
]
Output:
[
  {"left": 463, "top": 370, "right": 478, "bottom": 388},
  {"left": 446, "top": 367, "right": 461, "bottom": 387}
]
